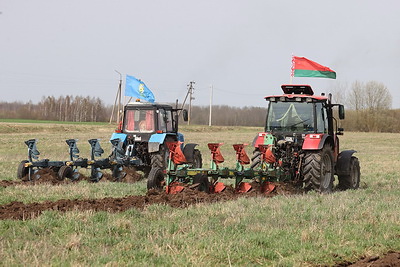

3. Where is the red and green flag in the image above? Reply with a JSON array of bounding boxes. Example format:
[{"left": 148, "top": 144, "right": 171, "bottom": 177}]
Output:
[{"left": 291, "top": 56, "right": 336, "bottom": 79}]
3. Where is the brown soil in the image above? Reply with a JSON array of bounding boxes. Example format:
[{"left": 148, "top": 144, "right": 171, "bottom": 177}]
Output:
[
  {"left": 0, "top": 181, "right": 300, "bottom": 220},
  {"left": 334, "top": 251, "right": 400, "bottom": 266},
  {"left": 103, "top": 167, "right": 143, "bottom": 183}
]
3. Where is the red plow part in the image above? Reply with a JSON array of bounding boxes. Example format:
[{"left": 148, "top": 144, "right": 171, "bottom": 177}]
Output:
[
  {"left": 165, "top": 142, "right": 187, "bottom": 165},
  {"left": 166, "top": 182, "right": 185, "bottom": 194},
  {"left": 237, "top": 182, "right": 252, "bottom": 193},
  {"left": 258, "top": 144, "right": 276, "bottom": 164},
  {"left": 233, "top": 144, "right": 250, "bottom": 165},
  {"left": 212, "top": 182, "right": 226, "bottom": 193},
  {"left": 261, "top": 182, "right": 276, "bottom": 194},
  {"left": 207, "top": 143, "right": 225, "bottom": 164}
]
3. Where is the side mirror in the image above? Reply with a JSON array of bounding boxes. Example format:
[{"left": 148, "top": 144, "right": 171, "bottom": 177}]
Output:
[
  {"left": 338, "top": 105, "right": 345, "bottom": 120},
  {"left": 182, "top": 109, "right": 188, "bottom": 122}
]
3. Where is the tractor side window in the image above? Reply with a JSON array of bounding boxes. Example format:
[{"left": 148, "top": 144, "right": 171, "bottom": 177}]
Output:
[
  {"left": 315, "top": 103, "right": 327, "bottom": 133},
  {"left": 158, "top": 109, "right": 173, "bottom": 132}
]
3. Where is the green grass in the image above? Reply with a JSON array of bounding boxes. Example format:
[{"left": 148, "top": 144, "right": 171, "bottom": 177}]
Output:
[
  {"left": 0, "top": 118, "right": 109, "bottom": 125},
  {"left": 1, "top": 123, "right": 400, "bottom": 265}
]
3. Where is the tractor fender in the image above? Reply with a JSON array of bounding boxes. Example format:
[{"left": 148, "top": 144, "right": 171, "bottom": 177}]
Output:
[
  {"left": 110, "top": 132, "right": 127, "bottom": 143},
  {"left": 252, "top": 132, "right": 274, "bottom": 148},
  {"left": 183, "top": 143, "right": 198, "bottom": 163},
  {"left": 148, "top": 133, "right": 184, "bottom": 153},
  {"left": 302, "top": 134, "right": 333, "bottom": 150},
  {"left": 148, "top": 133, "right": 167, "bottom": 153},
  {"left": 335, "top": 150, "right": 357, "bottom": 175}
]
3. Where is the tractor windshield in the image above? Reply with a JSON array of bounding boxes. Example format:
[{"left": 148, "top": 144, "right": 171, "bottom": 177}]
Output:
[
  {"left": 124, "top": 109, "right": 155, "bottom": 133},
  {"left": 266, "top": 101, "right": 327, "bottom": 133}
]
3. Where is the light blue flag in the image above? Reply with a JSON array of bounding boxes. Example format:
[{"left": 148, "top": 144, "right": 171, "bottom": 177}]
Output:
[{"left": 124, "top": 75, "right": 155, "bottom": 103}]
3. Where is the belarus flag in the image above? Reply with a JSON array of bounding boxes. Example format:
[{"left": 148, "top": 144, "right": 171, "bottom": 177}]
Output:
[{"left": 291, "top": 56, "right": 336, "bottom": 79}]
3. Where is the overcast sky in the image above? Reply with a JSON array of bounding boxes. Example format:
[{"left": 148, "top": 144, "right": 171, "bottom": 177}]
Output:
[{"left": 1, "top": 0, "right": 400, "bottom": 109}]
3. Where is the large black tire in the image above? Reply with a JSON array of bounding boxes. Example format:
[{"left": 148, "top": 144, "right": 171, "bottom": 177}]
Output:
[
  {"left": 303, "top": 144, "right": 334, "bottom": 193},
  {"left": 143, "top": 166, "right": 151, "bottom": 178},
  {"left": 150, "top": 145, "right": 169, "bottom": 169},
  {"left": 17, "top": 160, "right": 29, "bottom": 179},
  {"left": 338, "top": 156, "right": 360, "bottom": 190},
  {"left": 250, "top": 149, "right": 261, "bottom": 169},
  {"left": 147, "top": 167, "right": 165, "bottom": 190},
  {"left": 192, "top": 149, "right": 203, "bottom": 168},
  {"left": 57, "top": 166, "right": 73, "bottom": 181},
  {"left": 193, "top": 173, "right": 210, "bottom": 193}
]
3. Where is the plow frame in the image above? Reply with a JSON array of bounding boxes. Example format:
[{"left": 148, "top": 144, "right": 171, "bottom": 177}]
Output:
[{"left": 163, "top": 142, "right": 279, "bottom": 194}]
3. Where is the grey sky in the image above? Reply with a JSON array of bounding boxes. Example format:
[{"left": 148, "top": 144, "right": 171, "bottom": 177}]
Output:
[{"left": 1, "top": 1, "right": 400, "bottom": 108}]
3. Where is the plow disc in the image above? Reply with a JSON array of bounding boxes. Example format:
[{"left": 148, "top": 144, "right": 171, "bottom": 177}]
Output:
[
  {"left": 261, "top": 182, "right": 276, "bottom": 194},
  {"left": 211, "top": 182, "right": 226, "bottom": 193},
  {"left": 236, "top": 182, "right": 252, "bottom": 193},
  {"left": 166, "top": 182, "right": 185, "bottom": 194}
]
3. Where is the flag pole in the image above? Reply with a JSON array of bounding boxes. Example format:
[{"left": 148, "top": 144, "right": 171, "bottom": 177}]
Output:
[
  {"left": 110, "top": 70, "right": 122, "bottom": 124},
  {"left": 290, "top": 54, "right": 294, "bottom": 84},
  {"left": 209, "top": 84, "right": 213, "bottom": 127}
]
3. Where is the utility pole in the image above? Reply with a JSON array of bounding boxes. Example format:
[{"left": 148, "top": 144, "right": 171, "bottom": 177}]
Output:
[
  {"left": 187, "top": 81, "right": 195, "bottom": 125},
  {"left": 110, "top": 70, "right": 122, "bottom": 124},
  {"left": 209, "top": 84, "right": 213, "bottom": 126}
]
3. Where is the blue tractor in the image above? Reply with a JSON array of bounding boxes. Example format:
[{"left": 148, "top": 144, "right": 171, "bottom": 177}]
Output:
[{"left": 110, "top": 101, "right": 202, "bottom": 185}]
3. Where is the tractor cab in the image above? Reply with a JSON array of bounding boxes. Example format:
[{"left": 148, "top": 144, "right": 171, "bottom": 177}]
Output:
[
  {"left": 122, "top": 102, "right": 179, "bottom": 138},
  {"left": 264, "top": 85, "right": 331, "bottom": 136},
  {"left": 110, "top": 101, "right": 191, "bottom": 173}
]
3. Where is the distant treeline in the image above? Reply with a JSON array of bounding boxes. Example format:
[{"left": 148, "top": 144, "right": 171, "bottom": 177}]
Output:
[
  {"left": 190, "top": 105, "right": 267, "bottom": 127},
  {"left": 0, "top": 96, "right": 110, "bottom": 122}
]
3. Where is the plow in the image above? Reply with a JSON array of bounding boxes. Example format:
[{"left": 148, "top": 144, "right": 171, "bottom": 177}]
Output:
[
  {"left": 148, "top": 142, "right": 278, "bottom": 194},
  {"left": 17, "top": 138, "right": 142, "bottom": 182}
]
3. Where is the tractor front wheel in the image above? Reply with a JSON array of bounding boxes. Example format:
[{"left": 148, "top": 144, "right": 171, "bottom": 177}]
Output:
[
  {"left": 338, "top": 156, "right": 360, "bottom": 190},
  {"left": 150, "top": 145, "right": 169, "bottom": 169},
  {"left": 303, "top": 144, "right": 334, "bottom": 193},
  {"left": 147, "top": 167, "right": 165, "bottom": 190}
]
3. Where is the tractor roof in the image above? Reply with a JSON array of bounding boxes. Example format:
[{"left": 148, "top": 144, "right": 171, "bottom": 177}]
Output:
[
  {"left": 264, "top": 84, "right": 328, "bottom": 101},
  {"left": 125, "top": 101, "right": 173, "bottom": 110}
]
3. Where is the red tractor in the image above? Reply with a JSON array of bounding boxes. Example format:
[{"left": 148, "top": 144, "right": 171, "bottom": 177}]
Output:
[{"left": 251, "top": 84, "right": 360, "bottom": 193}]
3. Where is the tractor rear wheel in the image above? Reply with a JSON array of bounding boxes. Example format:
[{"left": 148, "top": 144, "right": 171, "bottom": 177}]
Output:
[
  {"left": 192, "top": 149, "right": 202, "bottom": 168},
  {"left": 250, "top": 149, "right": 261, "bottom": 169},
  {"left": 57, "top": 166, "right": 73, "bottom": 180},
  {"left": 303, "top": 144, "right": 334, "bottom": 193},
  {"left": 147, "top": 167, "right": 164, "bottom": 190},
  {"left": 338, "top": 156, "right": 360, "bottom": 190},
  {"left": 193, "top": 173, "right": 210, "bottom": 193},
  {"left": 17, "top": 160, "right": 29, "bottom": 179}
]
